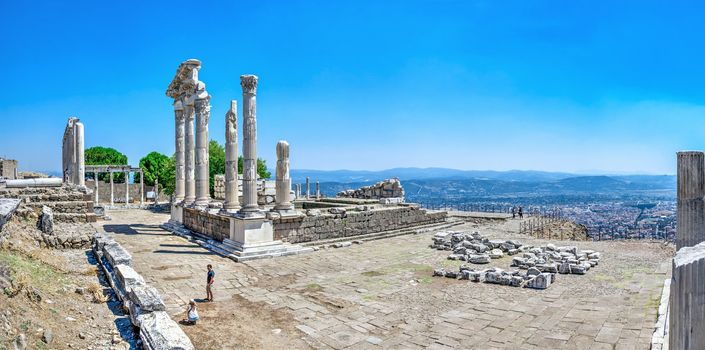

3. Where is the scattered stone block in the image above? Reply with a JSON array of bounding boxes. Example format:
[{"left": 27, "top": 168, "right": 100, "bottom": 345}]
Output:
[
  {"left": 139, "top": 311, "right": 195, "bottom": 350},
  {"left": 103, "top": 242, "right": 132, "bottom": 267},
  {"left": 39, "top": 205, "right": 54, "bottom": 234}
]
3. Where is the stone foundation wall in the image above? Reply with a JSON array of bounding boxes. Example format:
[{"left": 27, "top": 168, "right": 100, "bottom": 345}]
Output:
[
  {"left": 274, "top": 205, "right": 446, "bottom": 243},
  {"left": 182, "top": 207, "right": 229, "bottom": 242},
  {"left": 0, "top": 186, "right": 96, "bottom": 223}
]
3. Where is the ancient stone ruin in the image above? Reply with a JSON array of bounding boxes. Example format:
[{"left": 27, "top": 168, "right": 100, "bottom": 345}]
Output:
[
  {"left": 337, "top": 178, "right": 404, "bottom": 203},
  {"left": 62, "top": 117, "right": 85, "bottom": 186},
  {"left": 431, "top": 231, "right": 601, "bottom": 289},
  {"left": 162, "top": 59, "right": 448, "bottom": 262}
]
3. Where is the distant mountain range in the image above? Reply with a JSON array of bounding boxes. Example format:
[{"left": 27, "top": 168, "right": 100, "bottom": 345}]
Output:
[{"left": 289, "top": 168, "right": 676, "bottom": 199}]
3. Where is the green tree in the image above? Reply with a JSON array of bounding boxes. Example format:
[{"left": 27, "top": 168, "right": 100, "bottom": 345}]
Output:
[
  {"left": 85, "top": 146, "right": 128, "bottom": 182},
  {"left": 139, "top": 152, "right": 175, "bottom": 195},
  {"left": 157, "top": 140, "right": 273, "bottom": 198},
  {"left": 209, "top": 140, "right": 226, "bottom": 196}
]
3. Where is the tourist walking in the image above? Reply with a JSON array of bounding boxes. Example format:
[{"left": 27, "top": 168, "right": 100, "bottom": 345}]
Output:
[
  {"left": 518, "top": 207, "right": 524, "bottom": 219},
  {"left": 206, "top": 264, "right": 215, "bottom": 302},
  {"left": 512, "top": 206, "right": 517, "bottom": 219}
]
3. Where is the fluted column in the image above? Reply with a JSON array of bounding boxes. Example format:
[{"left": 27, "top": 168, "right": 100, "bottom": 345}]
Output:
[
  {"left": 125, "top": 171, "right": 130, "bottom": 205},
  {"left": 194, "top": 96, "right": 211, "bottom": 206},
  {"left": 109, "top": 172, "right": 114, "bottom": 206},
  {"left": 316, "top": 181, "right": 320, "bottom": 199},
  {"left": 677, "top": 151, "right": 705, "bottom": 250},
  {"left": 275, "top": 140, "right": 294, "bottom": 212},
  {"left": 184, "top": 105, "right": 196, "bottom": 204},
  {"left": 174, "top": 100, "right": 185, "bottom": 201},
  {"left": 223, "top": 100, "right": 240, "bottom": 212},
  {"left": 239, "top": 75, "right": 260, "bottom": 215}
]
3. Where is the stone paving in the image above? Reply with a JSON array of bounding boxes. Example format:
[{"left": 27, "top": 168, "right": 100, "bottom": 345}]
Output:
[{"left": 95, "top": 209, "right": 672, "bottom": 349}]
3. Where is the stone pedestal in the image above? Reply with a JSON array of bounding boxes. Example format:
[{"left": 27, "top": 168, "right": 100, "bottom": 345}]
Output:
[
  {"left": 170, "top": 203, "right": 183, "bottom": 224},
  {"left": 218, "top": 215, "right": 311, "bottom": 261},
  {"left": 274, "top": 140, "right": 296, "bottom": 215}
]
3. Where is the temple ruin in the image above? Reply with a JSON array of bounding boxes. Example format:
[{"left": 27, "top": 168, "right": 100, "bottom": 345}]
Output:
[{"left": 163, "top": 59, "right": 448, "bottom": 261}]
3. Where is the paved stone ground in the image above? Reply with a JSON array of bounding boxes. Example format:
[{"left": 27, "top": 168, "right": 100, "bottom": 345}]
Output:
[{"left": 95, "top": 209, "right": 672, "bottom": 350}]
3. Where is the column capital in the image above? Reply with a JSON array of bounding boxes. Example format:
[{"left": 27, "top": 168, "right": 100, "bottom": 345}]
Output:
[{"left": 240, "top": 75, "right": 258, "bottom": 94}]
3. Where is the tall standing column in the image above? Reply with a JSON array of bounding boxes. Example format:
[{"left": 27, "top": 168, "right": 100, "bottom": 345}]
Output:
[
  {"left": 194, "top": 96, "right": 211, "bottom": 206},
  {"left": 174, "top": 100, "right": 186, "bottom": 201},
  {"left": 140, "top": 170, "right": 144, "bottom": 207},
  {"left": 239, "top": 75, "right": 260, "bottom": 215},
  {"left": 677, "top": 151, "right": 705, "bottom": 250},
  {"left": 306, "top": 177, "right": 310, "bottom": 199},
  {"left": 184, "top": 106, "right": 196, "bottom": 204},
  {"left": 75, "top": 122, "right": 85, "bottom": 186},
  {"left": 316, "top": 181, "right": 321, "bottom": 199},
  {"left": 110, "top": 172, "right": 114, "bottom": 206},
  {"left": 275, "top": 140, "right": 294, "bottom": 212},
  {"left": 125, "top": 171, "right": 130, "bottom": 205},
  {"left": 94, "top": 172, "right": 99, "bottom": 203},
  {"left": 223, "top": 100, "right": 240, "bottom": 212}
]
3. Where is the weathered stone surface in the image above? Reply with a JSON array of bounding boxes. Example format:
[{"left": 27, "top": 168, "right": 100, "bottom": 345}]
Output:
[
  {"left": 0, "top": 198, "right": 21, "bottom": 231},
  {"left": 128, "top": 285, "right": 166, "bottom": 312},
  {"left": 337, "top": 178, "right": 404, "bottom": 200},
  {"left": 468, "top": 254, "right": 491, "bottom": 264},
  {"left": 669, "top": 241, "right": 705, "bottom": 349},
  {"left": 115, "top": 264, "right": 145, "bottom": 292},
  {"left": 103, "top": 242, "right": 132, "bottom": 267},
  {"left": 526, "top": 273, "right": 552, "bottom": 289},
  {"left": 39, "top": 205, "right": 54, "bottom": 234},
  {"left": 139, "top": 311, "right": 195, "bottom": 350}
]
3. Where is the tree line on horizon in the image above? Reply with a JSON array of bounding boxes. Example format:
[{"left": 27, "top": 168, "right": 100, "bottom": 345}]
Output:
[{"left": 84, "top": 141, "right": 271, "bottom": 197}]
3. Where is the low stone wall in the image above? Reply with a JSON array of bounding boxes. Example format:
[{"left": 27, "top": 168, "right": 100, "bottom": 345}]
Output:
[
  {"left": 0, "top": 186, "right": 96, "bottom": 223},
  {"left": 274, "top": 205, "right": 447, "bottom": 243},
  {"left": 182, "top": 207, "right": 229, "bottom": 242},
  {"left": 93, "top": 233, "right": 195, "bottom": 350}
]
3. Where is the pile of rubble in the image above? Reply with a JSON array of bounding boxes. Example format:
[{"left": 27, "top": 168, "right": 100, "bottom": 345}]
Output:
[
  {"left": 431, "top": 231, "right": 601, "bottom": 289},
  {"left": 431, "top": 231, "right": 523, "bottom": 263},
  {"left": 337, "top": 178, "right": 404, "bottom": 200}
]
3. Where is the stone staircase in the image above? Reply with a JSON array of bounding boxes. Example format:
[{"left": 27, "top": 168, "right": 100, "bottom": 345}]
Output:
[
  {"left": 299, "top": 218, "right": 464, "bottom": 247},
  {"left": 161, "top": 221, "right": 313, "bottom": 262},
  {"left": 0, "top": 186, "right": 97, "bottom": 223}
]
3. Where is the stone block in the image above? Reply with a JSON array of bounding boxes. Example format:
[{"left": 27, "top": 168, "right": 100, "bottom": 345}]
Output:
[
  {"left": 139, "top": 311, "right": 195, "bottom": 350},
  {"left": 525, "top": 273, "right": 552, "bottom": 289},
  {"left": 115, "top": 264, "right": 145, "bottom": 291},
  {"left": 39, "top": 205, "right": 54, "bottom": 234},
  {"left": 103, "top": 242, "right": 132, "bottom": 267},
  {"left": 128, "top": 285, "right": 166, "bottom": 312}
]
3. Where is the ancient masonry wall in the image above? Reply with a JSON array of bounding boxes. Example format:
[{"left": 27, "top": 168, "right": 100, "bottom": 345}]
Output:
[
  {"left": 0, "top": 159, "right": 18, "bottom": 180},
  {"left": 182, "top": 207, "right": 230, "bottom": 242},
  {"left": 0, "top": 186, "right": 96, "bottom": 223},
  {"left": 273, "top": 206, "right": 447, "bottom": 243},
  {"left": 93, "top": 233, "right": 195, "bottom": 350}
]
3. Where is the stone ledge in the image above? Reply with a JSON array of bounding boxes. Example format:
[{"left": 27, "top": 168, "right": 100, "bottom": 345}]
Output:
[{"left": 92, "top": 232, "right": 194, "bottom": 349}]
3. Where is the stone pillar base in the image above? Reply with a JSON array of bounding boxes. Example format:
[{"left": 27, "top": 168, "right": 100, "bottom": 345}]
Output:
[
  {"left": 170, "top": 203, "right": 183, "bottom": 224},
  {"left": 219, "top": 216, "right": 311, "bottom": 261}
]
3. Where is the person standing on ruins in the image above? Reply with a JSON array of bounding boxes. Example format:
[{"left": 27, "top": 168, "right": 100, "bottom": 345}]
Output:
[
  {"left": 518, "top": 207, "right": 524, "bottom": 219},
  {"left": 206, "top": 264, "right": 215, "bottom": 302}
]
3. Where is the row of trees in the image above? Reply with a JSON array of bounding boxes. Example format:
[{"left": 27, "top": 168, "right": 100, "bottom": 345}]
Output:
[{"left": 85, "top": 140, "right": 271, "bottom": 196}]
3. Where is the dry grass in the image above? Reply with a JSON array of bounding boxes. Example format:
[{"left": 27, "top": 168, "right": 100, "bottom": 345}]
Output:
[{"left": 87, "top": 282, "right": 108, "bottom": 303}]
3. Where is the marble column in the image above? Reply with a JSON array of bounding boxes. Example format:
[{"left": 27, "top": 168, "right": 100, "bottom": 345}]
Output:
[
  {"left": 306, "top": 177, "right": 310, "bottom": 199},
  {"left": 275, "top": 140, "right": 294, "bottom": 212},
  {"left": 75, "top": 121, "right": 85, "bottom": 186},
  {"left": 194, "top": 96, "right": 211, "bottom": 206},
  {"left": 677, "top": 151, "right": 705, "bottom": 250},
  {"left": 94, "top": 172, "right": 99, "bottom": 203},
  {"left": 184, "top": 105, "right": 196, "bottom": 204},
  {"left": 295, "top": 184, "right": 301, "bottom": 199},
  {"left": 316, "top": 181, "right": 321, "bottom": 199},
  {"left": 109, "top": 172, "right": 114, "bottom": 206},
  {"left": 140, "top": 170, "right": 144, "bottom": 207},
  {"left": 223, "top": 100, "right": 240, "bottom": 213},
  {"left": 125, "top": 171, "right": 130, "bottom": 205},
  {"left": 239, "top": 75, "right": 260, "bottom": 215},
  {"left": 174, "top": 100, "right": 185, "bottom": 201}
]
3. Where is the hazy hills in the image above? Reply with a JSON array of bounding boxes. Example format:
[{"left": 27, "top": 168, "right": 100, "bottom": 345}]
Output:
[{"left": 290, "top": 168, "right": 676, "bottom": 199}]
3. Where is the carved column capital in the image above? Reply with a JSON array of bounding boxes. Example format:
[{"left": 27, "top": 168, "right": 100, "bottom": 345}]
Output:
[{"left": 240, "top": 75, "right": 258, "bottom": 94}]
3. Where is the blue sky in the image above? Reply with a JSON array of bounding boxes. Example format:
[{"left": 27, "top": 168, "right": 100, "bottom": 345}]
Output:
[{"left": 1, "top": 1, "right": 704, "bottom": 174}]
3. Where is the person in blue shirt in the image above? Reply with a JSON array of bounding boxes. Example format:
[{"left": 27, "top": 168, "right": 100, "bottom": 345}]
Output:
[{"left": 206, "top": 264, "right": 215, "bottom": 302}]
